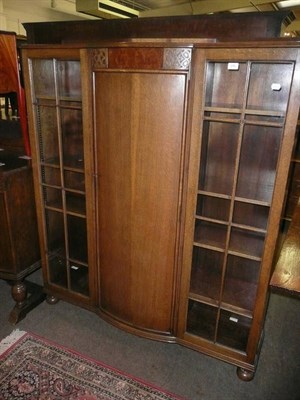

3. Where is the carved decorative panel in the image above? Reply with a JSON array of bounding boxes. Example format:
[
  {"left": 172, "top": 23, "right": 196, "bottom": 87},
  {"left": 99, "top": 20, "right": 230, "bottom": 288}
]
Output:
[
  {"left": 163, "top": 48, "right": 192, "bottom": 70},
  {"left": 91, "top": 49, "right": 108, "bottom": 69}
]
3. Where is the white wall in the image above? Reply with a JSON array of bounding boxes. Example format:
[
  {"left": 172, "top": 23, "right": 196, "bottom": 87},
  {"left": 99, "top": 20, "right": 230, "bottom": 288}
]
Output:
[{"left": 0, "top": 0, "right": 95, "bottom": 36}]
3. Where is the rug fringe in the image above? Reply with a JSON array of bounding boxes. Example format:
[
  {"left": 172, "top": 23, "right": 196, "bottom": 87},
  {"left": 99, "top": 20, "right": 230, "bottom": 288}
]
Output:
[{"left": 0, "top": 330, "right": 27, "bottom": 355}]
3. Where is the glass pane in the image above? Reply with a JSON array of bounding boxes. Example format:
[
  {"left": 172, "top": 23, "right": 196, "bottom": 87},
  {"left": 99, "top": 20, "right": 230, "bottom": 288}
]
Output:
[
  {"left": 196, "top": 195, "right": 230, "bottom": 222},
  {"left": 41, "top": 166, "right": 61, "bottom": 186},
  {"left": 222, "top": 255, "right": 260, "bottom": 312},
  {"left": 61, "top": 108, "right": 84, "bottom": 168},
  {"left": 205, "top": 62, "right": 247, "bottom": 108},
  {"left": 31, "top": 59, "right": 55, "bottom": 97},
  {"left": 217, "top": 310, "right": 251, "bottom": 352},
  {"left": 194, "top": 220, "right": 227, "bottom": 249},
  {"left": 67, "top": 215, "right": 87, "bottom": 263},
  {"left": 199, "top": 121, "right": 239, "bottom": 196},
  {"left": 43, "top": 187, "right": 62, "bottom": 209},
  {"left": 247, "top": 63, "right": 294, "bottom": 113},
  {"left": 57, "top": 60, "right": 81, "bottom": 99},
  {"left": 36, "top": 105, "right": 59, "bottom": 164},
  {"left": 187, "top": 300, "right": 217, "bottom": 341},
  {"left": 66, "top": 192, "right": 86, "bottom": 215},
  {"left": 48, "top": 250, "right": 67, "bottom": 289},
  {"left": 45, "top": 209, "right": 64, "bottom": 252},
  {"left": 190, "top": 247, "right": 223, "bottom": 301},
  {"left": 236, "top": 125, "right": 283, "bottom": 203},
  {"left": 229, "top": 227, "right": 265, "bottom": 259},
  {"left": 70, "top": 264, "right": 89, "bottom": 296},
  {"left": 64, "top": 170, "right": 85, "bottom": 191},
  {"left": 232, "top": 202, "right": 269, "bottom": 230}
]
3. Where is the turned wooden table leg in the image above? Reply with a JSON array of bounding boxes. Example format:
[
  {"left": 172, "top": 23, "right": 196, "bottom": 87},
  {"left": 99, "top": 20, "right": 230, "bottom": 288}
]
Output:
[
  {"left": 11, "top": 280, "right": 27, "bottom": 308},
  {"left": 8, "top": 280, "right": 46, "bottom": 324}
]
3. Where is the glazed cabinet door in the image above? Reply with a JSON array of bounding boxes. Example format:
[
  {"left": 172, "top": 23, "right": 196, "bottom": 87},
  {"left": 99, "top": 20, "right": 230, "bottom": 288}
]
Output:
[
  {"left": 87, "top": 47, "right": 191, "bottom": 339},
  {"left": 22, "top": 48, "right": 97, "bottom": 307},
  {"left": 178, "top": 47, "right": 300, "bottom": 379}
]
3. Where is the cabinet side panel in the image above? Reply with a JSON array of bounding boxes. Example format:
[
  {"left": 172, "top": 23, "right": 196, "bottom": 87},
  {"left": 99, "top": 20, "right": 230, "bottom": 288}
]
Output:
[
  {"left": 95, "top": 71, "right": 186, "bottom": 333},
  {"left": 0, "top": 192, "right": 14, "bottom": 270},
  {"left": 7, "top": 168, "right": 40, "bottom": 272}
]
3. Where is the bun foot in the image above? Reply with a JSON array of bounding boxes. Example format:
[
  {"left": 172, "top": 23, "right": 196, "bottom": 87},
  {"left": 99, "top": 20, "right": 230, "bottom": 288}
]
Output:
[
  {"left": 237, "top": 367, "right": 254, "bottom": 381},
  {"left": 46, "top": 295, "right": 59, "bottom": 305}
]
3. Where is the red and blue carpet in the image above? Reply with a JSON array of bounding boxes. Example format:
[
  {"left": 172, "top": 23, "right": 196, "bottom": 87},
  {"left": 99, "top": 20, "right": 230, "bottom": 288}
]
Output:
[{"left": 0, "top": 330, "right": 184, "bottom": 400}]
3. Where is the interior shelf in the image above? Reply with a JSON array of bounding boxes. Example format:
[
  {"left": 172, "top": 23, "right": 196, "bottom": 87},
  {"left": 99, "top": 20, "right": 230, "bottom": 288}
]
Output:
[
  {"left": 34, "top": 96, "right": 82, "bottom": 105},
  {"left": 204, "top": 106, "right": 285, "bottom": 120}
]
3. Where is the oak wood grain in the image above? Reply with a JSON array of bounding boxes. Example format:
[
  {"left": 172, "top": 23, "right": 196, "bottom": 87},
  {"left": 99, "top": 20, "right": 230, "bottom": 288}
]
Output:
[{"left": 270, "top": 201, "right": 300, "bottom": 298}]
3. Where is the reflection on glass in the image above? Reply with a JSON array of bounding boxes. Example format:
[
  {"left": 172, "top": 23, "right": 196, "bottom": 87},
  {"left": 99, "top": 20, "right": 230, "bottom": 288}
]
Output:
[
  {"left": 31, "top": 59, "right": 55, "bottom": 97},
  {"left": 190, "top": 247, "right": 223, "bottom": 301},
  {"left": 68, "top": 215, "right": 87, "bottom": 263},
  {"left": 222, "top": 255, "right": 260, "bottom": 312},
  {"left": 36, "top": 105, "right": 59, "bottom": 164},
  {"left": 70, "top": 264, "right": 89, "bottom": 296},
  {"left": 199, "top": 121, "right": 239, "bottom": 195},
  {"left": 45, "top": 209, "right": 64, "bottom": 252},
  {"left": 236, "top": 125, "right": 283, "bottom": 203},
  {"left": 217, "top": 310, "right": 251, "bottom": 352},
  {"left": 233, "top": 202, "right": 269, "bottom": 230},
  {"left": 247, "top": 63, "right": 294, "bottom": 112},
  {"left": 187, "top": 300, "right": 217, "bottom": 341},
  {"left": 57, "top": 61, "right": 81, "bottom": 99},
  {"left": 229, "top": 227, "right": 265, "bottom": 259},
  {"left": 205, "top": 62, "right": 247, "bottom": 109},
  {"left": 61, "top": 107, "right": 84, "bottom": 168}
]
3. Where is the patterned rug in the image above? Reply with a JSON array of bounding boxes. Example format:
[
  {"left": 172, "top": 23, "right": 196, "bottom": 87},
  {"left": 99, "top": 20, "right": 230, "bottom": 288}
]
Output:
[{"left": 0, "top": 330, "right": 184, "bottom": 400}]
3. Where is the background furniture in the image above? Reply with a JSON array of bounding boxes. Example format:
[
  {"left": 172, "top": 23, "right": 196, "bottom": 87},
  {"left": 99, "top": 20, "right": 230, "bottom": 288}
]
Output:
[
  {"left": 0, "top": 31, "right": 30, "bottom": 155},
  {"left": 0, "top": 149, "right": 43, "bottom": 323},
  {"left": 270, "top": 199, "right": 300, "bottom": 298},
  {"left": 23, "top": 11, "right": 287, "bottom": 44}
]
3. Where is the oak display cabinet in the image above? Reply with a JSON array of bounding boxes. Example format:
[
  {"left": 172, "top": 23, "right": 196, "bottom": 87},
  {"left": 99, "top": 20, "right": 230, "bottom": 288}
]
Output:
[{"left": 22, "top": 42, "right": 300, "bottom": 380}]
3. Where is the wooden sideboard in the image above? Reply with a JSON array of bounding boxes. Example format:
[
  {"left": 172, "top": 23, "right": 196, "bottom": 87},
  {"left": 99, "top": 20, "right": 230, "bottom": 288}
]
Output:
[{"left": 0, "top": 149, "right": 44, "bottom": 323}]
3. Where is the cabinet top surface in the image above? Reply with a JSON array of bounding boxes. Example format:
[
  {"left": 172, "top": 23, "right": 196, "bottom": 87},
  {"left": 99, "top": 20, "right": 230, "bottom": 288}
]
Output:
[{"left": 20, "top": 38, "right": 300, "bottom": 51}]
